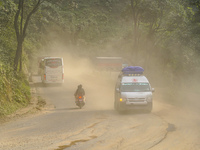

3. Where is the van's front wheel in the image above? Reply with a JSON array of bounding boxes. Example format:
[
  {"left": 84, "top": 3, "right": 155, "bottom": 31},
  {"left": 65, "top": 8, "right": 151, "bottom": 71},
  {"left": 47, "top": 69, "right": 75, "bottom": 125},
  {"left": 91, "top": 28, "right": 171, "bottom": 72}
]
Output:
[
  {"left": 146, "top": 102, "right": 153, "bottom": 113},
  {"left": 114, "top": 100, "right": 118, "bottom": 110},
  {"left": 114, "top": 100, "right": 122, "bottom": 112}
]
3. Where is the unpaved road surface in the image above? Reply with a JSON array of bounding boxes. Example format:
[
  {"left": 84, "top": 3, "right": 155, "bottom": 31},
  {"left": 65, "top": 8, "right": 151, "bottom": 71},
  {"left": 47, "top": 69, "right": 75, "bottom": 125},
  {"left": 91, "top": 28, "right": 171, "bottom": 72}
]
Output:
[{"left": 0, "top": 70, "right": 200, "bottom": 150}]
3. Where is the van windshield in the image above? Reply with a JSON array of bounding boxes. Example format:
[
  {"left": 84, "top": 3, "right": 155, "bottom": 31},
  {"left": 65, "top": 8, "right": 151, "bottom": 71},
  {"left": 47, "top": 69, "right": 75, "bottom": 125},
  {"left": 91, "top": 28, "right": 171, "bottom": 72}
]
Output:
[
  {"left": 120, "top": 83, "right": 150, "bottom": 92},
  {"left": 45, "top": 59, "right": 62, "bottom": 67}
]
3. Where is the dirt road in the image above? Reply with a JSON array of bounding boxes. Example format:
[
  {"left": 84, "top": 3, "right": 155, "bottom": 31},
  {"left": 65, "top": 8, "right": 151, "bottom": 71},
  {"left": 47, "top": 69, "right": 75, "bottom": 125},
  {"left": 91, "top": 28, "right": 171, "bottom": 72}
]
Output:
[{"left": 0, "top": 69, "right": 199, "bottom": 150}]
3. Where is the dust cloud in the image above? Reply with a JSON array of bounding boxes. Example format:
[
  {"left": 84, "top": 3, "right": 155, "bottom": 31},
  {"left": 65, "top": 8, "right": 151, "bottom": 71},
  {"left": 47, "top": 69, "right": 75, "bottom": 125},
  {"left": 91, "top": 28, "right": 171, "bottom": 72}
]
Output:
[
  {"left": 36, "top": 42, "right": 119, "bottom": 111},
  {"left": 34, "top": 27, "right": 200, "bottom": 110},
  {"left": 35, "top": 38, "right": 200, "bottom": 115},
  {"left": 31, "top": 38, "right": 200, "bottom": 150},
  {"left": 61, "top": 55, "right": 118, "bottom": 111}
]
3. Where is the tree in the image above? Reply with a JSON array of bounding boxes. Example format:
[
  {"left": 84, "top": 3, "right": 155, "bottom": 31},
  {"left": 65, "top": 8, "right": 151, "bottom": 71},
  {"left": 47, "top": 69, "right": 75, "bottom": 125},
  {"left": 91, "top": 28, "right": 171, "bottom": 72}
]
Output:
[
  {"left": 13, "top": 0, "right": 44, "bottom": 71},
  {"left": 130, "top": 0, "right": 143, "bottom": 62}
]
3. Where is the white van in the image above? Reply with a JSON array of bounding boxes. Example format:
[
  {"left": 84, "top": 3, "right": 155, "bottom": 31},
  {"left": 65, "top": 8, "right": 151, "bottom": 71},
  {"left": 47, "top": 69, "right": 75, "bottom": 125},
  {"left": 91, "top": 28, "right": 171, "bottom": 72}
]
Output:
[
  {"left": 114, "top": 75, "right": 154, "bottom": 112},
  {"left": 39, "top": 57, "right": 64, "bottom": 84}
]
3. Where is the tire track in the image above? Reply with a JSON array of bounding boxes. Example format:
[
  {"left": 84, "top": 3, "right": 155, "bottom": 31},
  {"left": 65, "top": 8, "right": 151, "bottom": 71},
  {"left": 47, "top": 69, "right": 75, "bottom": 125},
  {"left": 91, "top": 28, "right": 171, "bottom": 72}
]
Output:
[
  {"left": 54, "top": 121, "right": 103, "bottom": 150},
  {"left": 147, "top": 113, "right": 176, "bottom": 150}
]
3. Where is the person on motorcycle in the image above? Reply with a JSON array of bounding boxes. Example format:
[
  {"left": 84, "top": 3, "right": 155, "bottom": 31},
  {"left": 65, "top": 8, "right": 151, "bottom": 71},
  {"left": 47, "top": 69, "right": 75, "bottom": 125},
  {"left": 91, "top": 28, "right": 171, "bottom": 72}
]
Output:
[{"left": 74, "top": 84, "right": 85, "bottom": 103}]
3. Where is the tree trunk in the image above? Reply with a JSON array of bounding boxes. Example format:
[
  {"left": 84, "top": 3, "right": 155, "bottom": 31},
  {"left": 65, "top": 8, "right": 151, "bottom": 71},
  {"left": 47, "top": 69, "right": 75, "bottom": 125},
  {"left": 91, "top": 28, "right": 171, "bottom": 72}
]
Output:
[
  {"left": 20, "top": 55, "right": 22, "bottom": 72},
  {"left": 13, "top": 0, "right": 42, "bottom": 72},
  {"left": 130, "top": 0, "right": 140, "bottom": 64},
  {"left": 14, "top": 39, "right": 23, "bottom": 71}
]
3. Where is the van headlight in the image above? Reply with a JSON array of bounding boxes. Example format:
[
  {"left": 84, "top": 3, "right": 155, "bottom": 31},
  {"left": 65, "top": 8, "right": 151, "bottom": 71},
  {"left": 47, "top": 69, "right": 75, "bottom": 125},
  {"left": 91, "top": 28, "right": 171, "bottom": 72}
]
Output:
[
  {"left": 146, "top": 96, "right": 152, "bottom": 102},
  {"left": 119, "top": 98, "right": 126, "bottom": 102}
]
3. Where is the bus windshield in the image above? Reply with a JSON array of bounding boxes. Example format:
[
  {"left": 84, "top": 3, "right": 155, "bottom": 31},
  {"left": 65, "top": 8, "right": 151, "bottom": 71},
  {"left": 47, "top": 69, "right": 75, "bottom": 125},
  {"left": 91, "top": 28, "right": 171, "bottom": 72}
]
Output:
[
  {"left": 45, "top": 59, "right": 62, "bottom": 67},
  {"left": 121, "top": 83, "right": 150, "bottom": 92}
]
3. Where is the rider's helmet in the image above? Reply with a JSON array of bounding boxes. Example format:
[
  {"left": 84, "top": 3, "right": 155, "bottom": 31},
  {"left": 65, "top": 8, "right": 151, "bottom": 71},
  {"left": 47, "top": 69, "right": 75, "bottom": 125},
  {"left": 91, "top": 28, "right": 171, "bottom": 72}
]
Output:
[{"left": 78, "top": 84, "right": 82, "bottom": 88}]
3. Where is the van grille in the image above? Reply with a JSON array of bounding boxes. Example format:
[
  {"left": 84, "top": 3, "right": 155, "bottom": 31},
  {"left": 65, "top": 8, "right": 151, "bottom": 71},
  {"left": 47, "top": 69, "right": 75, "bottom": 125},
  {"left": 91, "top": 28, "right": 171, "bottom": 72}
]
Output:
[{"left": 127, "top": 98, "right": 145, "bottom": 102}]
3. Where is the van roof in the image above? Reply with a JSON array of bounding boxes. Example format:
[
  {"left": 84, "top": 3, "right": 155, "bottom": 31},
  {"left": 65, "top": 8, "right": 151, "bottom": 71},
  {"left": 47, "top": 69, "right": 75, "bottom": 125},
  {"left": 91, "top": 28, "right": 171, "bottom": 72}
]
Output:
[{"left": 121, "top": 76, "right": 149, "bottom": 83}]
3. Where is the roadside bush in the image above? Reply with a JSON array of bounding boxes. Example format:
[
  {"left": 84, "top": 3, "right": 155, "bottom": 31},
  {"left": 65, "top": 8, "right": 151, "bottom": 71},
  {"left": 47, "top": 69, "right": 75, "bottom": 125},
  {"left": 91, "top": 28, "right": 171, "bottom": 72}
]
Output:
[{"left": 0, "top": 64, "right": 31, "bottom": 116}]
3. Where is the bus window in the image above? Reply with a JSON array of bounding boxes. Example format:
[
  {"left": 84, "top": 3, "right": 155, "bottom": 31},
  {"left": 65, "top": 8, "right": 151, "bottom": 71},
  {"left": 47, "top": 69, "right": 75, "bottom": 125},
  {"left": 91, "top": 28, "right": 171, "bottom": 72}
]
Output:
[{"left": 45, "top": 59, "right": 62, "bottom": 67}]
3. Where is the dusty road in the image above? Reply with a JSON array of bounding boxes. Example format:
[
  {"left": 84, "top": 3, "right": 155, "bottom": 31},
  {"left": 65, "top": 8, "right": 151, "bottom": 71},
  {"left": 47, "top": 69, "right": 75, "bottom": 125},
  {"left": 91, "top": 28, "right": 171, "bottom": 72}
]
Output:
[{"left": 0, "top": 69, "right": 200, "bottom": 150}]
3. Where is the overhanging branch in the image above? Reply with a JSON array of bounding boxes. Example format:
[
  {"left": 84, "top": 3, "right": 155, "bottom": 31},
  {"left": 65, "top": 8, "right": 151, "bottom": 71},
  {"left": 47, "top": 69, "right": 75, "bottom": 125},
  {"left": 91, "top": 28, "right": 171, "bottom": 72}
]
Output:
[
  {"left": 14, "top": 0, "right": 22, "bottom": 42},
  {"left": 22, "top": 0, "right": 42, "bottom": 41}
]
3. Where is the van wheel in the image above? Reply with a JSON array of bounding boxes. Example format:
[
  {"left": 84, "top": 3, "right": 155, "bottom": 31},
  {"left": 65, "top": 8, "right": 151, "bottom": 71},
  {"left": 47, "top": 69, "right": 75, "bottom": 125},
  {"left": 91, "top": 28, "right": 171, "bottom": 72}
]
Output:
[
  {"left": 146, "top": 109, "right": 152, "bottom": 113},
  {"left": 114, "top": 101, "right": 117, "bottom": 110},
  {"left": 42, "top": 83, "right": 47, "bottom": 87},
  {"left": 115, "top": 102, "right": 126, "bottom": 113},
  {"left": 146, "top": 103, "right": 152, "bottom": 113}
]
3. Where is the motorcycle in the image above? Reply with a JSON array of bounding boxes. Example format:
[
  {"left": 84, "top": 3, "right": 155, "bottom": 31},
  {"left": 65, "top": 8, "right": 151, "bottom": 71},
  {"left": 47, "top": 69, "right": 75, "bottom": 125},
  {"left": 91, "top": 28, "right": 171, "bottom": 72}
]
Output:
[{"left": 76, "top": 96, "right": 85, "bottom": 109}]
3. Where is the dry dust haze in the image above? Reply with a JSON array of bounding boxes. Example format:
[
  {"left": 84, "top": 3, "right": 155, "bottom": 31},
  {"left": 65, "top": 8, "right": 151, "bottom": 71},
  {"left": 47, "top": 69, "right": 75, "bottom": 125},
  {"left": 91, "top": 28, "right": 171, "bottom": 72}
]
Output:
[{"left": 34, "top": 38, "right": 200, "bottom": 116}]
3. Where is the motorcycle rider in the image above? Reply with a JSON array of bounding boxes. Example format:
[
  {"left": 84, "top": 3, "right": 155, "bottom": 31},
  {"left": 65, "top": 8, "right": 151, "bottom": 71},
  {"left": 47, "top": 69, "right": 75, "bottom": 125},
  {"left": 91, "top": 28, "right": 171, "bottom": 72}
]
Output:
[{"left": 74, "top": 84, "right": 85, "bottom": 103}]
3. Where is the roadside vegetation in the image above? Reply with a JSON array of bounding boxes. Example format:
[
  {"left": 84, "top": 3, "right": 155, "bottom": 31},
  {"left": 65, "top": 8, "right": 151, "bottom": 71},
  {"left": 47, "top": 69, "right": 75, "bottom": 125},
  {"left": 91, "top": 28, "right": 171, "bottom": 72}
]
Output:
[
  {"left": 0, "top": 65, "right": 30, "bottom": 116},
  {"left": 0, "top": 0, "right": 200, "bottom": 116}
]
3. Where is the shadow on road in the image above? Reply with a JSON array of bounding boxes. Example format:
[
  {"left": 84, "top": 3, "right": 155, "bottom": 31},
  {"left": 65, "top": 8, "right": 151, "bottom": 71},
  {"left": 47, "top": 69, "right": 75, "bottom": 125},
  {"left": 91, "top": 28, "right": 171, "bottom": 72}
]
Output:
[
  {"left": 117, "top": 110, "right": 152, "bottom": 115},
  {"left": 31, "top": 82, "right": 63, "bottom": 87},
  {"left": 33, "top": 82, "right": 44, "bottom": 87},
  {"left": 46, "top": 106, "right": 150, "bottom": 117},
  {"left": 55, "top": 107, "right": 81, "bottom": 111}
]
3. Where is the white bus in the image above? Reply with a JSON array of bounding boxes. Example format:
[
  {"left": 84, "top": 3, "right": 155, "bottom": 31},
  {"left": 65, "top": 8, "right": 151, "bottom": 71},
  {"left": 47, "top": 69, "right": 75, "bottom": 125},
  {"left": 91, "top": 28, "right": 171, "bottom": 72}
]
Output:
[{"left": 39, "top": 57, "right": 64, "bottom": 84}]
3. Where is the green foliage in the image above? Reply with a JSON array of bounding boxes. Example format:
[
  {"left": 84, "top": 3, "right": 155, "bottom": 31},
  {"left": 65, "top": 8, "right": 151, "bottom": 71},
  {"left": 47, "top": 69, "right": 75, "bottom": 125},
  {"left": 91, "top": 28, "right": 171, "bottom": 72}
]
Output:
[
  {"left": 0, "top": 0, "right": 17, "bottom": 65},
  {"left": 0, "top": 0, "right": 200, "bottom": 114},
  {"left": 30, "top": 0, "right": 199, "bottom": 91},
  {"left": 0, "top": 64, "right": 31, "bottom": 116},
  {"left": 0, "top": 1, "right": 31, "bottom": 116}
]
